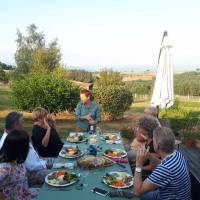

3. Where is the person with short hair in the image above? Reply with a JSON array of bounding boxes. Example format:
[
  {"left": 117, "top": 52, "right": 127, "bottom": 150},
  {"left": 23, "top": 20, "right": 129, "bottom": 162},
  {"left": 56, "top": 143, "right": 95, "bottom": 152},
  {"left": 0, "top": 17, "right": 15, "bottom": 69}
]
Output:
[
  {"left": 0, "top": 130, "right": 38, "bottom": 199},
  {"left": 75, "top": 89, "right": 101, "bottom": 131},
  {"left": 144, "top": 106, "right": 170, "bottom": 128},
  {"left": 0, "top": 112, "right": 23, "bottom": 149},
  {"left": 144, "top": 107, "right": 158, "bottom": 118},
  {"left": 127, "top": 115, "right": 160, "bottom": 173},
  {"left": 31, "top": 107, "right": 63, "bottom": 157},
  {"left": 0, "top": 112, "right": 50, "bottom": 187},
  {"left": 134, "top": 127, "right": 191, "bottom": 200}
]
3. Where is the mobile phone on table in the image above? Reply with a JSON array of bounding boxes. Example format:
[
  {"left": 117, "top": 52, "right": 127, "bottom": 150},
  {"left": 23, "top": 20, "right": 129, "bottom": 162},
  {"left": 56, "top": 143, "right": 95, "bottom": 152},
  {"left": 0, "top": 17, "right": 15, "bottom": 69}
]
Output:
[{"left": 91, "top": 187, "right": 109, "bottom": 197}]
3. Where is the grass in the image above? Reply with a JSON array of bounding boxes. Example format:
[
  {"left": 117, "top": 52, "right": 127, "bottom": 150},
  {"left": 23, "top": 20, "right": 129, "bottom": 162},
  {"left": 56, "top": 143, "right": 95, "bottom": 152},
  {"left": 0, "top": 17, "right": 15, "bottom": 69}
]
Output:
[
  {"left": 179, "top": 100, "right": 200, "bottom": 111},
  {"left": 0, "top": 84, "right": 15, "bottom": 110},
  {"left": 0, "top": 83, "right": 199, "bottom": 137}
]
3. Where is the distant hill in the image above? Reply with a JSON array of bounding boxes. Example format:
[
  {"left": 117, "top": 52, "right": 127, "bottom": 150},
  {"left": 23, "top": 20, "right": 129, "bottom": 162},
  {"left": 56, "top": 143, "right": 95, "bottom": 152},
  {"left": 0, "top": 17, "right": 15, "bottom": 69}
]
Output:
[
  {"left": 68, "top": 65, "right": 199, "bottom": 73},
  {"left": 121, "top": 72, "right": 155, "bottom": 81},
  {"left": 67, "top": 65, "right": 156, "bottom": 72}
]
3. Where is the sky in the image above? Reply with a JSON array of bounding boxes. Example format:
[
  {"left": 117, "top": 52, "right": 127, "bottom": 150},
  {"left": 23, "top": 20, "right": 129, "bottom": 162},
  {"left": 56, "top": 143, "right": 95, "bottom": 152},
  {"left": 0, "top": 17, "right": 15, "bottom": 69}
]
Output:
[{"left": 0, "top": 0, "right": 200, "bottom": 71}]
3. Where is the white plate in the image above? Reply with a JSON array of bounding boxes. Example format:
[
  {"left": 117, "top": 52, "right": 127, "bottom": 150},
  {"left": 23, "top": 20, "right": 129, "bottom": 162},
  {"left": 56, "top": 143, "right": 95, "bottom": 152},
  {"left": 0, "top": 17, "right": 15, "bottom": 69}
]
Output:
[
  {"left": 102, "top": 134, "right": 121, "bottom": 142},
  {"left": 59, "top": 148, "right": 84, "bottom": 159},
  {"left": 45, "top": 171, "right": 78, "bottom": 187},
  {"left": 104, "top": 148, "right": 127, "bottom": 159},
  {"left": 66, "top": 134, "right": 87, "bottom": 143},
  {"left": 102, "top": 172, "right": 133, "bottom": 189},
  {"left": 69, "top": 132, "right": 84, "bottom": 136}
]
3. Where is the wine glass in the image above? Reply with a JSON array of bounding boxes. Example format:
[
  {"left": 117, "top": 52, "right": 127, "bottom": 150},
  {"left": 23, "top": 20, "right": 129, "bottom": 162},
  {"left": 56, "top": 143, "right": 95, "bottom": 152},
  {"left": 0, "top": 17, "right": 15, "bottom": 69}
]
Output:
[
  {"left": 96, "top": 126, "right": 103, "bottom": 152},
  {"left": 46, "top": 158, "right": 55, "bottom": 169},
  {"left": 81, "top": 168, "right": 89, "bottom": 187},
  {"left": 96, "top": 126, "right": 102, "bottom": 136}
]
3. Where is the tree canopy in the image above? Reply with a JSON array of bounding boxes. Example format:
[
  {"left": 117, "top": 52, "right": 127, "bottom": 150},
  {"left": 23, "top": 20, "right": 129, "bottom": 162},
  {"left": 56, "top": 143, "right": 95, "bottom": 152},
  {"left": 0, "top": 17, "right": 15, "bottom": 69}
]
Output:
[
  {"left": 95, "top": 69, "right": 124, "bottom": 86},
  {"left": 68, "top": 69, "right": 94, "bottom": 83},
  {"left": 14, "top": 24, "right": 61, "bottom": 78},
  {"left": 94, "top": 70, "right": 133, "bottom": 119}
]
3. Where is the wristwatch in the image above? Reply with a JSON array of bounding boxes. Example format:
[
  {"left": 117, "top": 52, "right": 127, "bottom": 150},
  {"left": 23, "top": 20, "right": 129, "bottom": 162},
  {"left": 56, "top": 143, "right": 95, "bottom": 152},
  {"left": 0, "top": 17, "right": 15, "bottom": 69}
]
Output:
[{"left": 135, "top": 167, "right": 142, "bottom": 173}]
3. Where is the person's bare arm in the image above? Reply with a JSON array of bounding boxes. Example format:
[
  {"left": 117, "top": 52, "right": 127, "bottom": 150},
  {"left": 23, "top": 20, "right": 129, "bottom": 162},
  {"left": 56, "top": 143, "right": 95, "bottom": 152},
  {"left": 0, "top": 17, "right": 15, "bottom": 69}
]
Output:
[
  {"left": 134, "top": 173, "right": 158, "bottom": 196},
  {"left": 142, "top": 153, "right": 161, "bottom": 171},
  {"left": 42, "top": 118, "right": 51, "bottom": 147},
  {"left": 80, "top": 115, "right": 92, "bottom": 121},
  {"left": 133, "top": 148, "right": 158, "bottom": 196},
  {"left": 142, "top": 162, "right": 155, "bottom": 172},
  {"left": 148, "top": 153, "right": 161, "bottom": 166}
]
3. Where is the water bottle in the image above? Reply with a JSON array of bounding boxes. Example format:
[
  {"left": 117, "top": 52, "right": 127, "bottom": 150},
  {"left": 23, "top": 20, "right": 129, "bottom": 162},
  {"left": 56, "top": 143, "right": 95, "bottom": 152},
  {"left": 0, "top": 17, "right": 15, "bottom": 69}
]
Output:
[{"left": 89, "top": 125, "right": 94, "bottom": 134}]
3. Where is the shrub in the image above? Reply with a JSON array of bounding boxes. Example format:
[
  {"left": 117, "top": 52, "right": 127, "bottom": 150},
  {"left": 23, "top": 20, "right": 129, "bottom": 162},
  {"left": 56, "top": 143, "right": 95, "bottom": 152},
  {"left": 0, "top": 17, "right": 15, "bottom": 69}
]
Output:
[
  {"left": 11, "top": 71, "right": 80, "bottom": 113},
  {"left": 94, "top": 85, "right": 133, "bottom": 120},
  {"left": 125, "top": 80, "right": 154, "bottom": 96},
  {"left": 159, "top": 98, "right": 199, "bottom": 136}
]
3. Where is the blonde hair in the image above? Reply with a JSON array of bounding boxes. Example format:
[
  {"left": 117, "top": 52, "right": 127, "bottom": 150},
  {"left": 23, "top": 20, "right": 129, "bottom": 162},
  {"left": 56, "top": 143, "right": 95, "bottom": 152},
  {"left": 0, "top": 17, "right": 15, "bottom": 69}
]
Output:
[{"left": 32, "top": 107, "right": 48, "bottom": 122}]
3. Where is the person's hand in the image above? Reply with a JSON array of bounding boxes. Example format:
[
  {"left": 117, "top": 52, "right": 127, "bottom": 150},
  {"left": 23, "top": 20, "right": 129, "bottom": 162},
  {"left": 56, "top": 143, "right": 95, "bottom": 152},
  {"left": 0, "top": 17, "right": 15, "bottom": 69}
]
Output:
[
  {"left": 140, "top": 133, "right": 148, "bottom": 141},
  {"left": 136, "top": 147, "right": 150, "bottom": 167},
  {"left": 43, "top": 118, "right": 51, "bottom": 129},
  {"left": 85, "top": 114, "right": 93, "bottom": 121},
  {"left": 89, "top": 119, "right": 96, "bottom": 125}
]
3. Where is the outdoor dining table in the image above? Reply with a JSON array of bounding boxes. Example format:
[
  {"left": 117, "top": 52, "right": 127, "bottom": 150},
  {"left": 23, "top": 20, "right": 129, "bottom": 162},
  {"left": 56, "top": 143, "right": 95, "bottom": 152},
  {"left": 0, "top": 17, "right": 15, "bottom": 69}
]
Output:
[{"left": 37, "top": 131, "right": 139, "bottom": 200}]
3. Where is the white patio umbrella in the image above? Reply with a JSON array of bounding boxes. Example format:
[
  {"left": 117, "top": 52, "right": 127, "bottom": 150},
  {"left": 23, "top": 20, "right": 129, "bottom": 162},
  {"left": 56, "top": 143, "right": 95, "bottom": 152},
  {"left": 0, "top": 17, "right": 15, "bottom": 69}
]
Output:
[{"left": 151, "top": 31, "right": 173, "bottom": 109}]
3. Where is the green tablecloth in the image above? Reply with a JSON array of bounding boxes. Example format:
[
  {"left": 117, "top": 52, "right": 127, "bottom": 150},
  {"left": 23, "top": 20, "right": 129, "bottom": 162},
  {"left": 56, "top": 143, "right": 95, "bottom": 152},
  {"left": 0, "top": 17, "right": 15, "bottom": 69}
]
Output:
[{"left": 37, "top": 132, "right": 139, "bottom": 200}]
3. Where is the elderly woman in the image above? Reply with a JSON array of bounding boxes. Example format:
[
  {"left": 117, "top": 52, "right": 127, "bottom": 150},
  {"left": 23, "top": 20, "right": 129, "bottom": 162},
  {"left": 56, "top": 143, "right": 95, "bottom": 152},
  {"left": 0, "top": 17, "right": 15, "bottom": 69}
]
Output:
[
  {"left": 127, "top": 115, "right": 159, "bottom": 173},
  {"left": 31, "top": 107, "right": 63, "bottom": 158},
  {"left": 75, "top": 89, "right": 101, "bottom": 131}
]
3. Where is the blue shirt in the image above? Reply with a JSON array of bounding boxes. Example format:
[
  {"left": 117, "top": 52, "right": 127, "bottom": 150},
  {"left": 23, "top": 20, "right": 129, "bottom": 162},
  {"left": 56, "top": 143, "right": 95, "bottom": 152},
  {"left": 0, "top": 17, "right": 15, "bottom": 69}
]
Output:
[
  {"left": 75, "top": 101, "right": 101, "bottom": 131},
  {"left": 147, "top": 150, "right": 191, "bottom": 200}
]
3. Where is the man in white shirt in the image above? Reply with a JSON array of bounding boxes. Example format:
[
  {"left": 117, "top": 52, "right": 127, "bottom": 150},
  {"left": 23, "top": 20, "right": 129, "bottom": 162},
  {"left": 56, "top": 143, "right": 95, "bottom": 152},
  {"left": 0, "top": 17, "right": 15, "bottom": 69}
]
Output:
[{"left": 0, "top": 112, "right": 50, "bottom": 186}]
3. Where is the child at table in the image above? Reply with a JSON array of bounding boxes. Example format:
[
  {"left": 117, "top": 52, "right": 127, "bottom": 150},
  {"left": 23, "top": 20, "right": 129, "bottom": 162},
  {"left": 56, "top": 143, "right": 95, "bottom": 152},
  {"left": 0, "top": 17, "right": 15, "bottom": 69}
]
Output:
[{"left": 0, "top": 130, "right": 38, "bottom": 200}]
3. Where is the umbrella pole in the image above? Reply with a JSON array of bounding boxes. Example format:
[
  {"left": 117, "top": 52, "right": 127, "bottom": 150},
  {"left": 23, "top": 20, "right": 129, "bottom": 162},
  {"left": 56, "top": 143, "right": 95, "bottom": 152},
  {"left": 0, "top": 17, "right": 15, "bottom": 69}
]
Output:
[{"left": 156, "top": 105, "right": 159, "bottom": 119}]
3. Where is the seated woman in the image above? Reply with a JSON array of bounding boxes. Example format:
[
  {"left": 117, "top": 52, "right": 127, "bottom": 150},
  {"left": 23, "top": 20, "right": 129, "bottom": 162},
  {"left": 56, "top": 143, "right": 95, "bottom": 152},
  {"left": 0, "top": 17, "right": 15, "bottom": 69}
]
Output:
[
  {"left": 31, "top": 107, "right": 63, "bottom": 158},
  {"left": 0, "top": 130, "right": 38, "bottom": 200},
  {"left": 127, "top": 115, "right": 160, "bottom": 174}
]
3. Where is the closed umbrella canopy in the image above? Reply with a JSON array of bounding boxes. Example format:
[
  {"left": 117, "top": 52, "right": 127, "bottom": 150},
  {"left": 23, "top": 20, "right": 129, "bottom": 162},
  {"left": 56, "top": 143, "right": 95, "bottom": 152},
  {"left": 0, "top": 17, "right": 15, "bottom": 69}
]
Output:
[{"left": 151, "top": 31, "right": 173, "bottom": 109}]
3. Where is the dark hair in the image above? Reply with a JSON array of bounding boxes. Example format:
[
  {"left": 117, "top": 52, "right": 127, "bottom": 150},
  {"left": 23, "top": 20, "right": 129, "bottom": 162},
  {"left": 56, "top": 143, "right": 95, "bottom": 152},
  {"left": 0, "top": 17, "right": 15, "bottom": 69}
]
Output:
[
  {"left": 0, "top": 130, "right": 29, "bottom": 164},
  {"left": 80, "top": 89, "right": 95, "bottom": 101},
  {"left": 5, "top": 112, "right": 23, "bottom": 130},
  {"left": 138, "top": 115, "right": 159, "bottom": 138},
  {"left": 80, "top": 89, "right": 91, "bottom": 97}
]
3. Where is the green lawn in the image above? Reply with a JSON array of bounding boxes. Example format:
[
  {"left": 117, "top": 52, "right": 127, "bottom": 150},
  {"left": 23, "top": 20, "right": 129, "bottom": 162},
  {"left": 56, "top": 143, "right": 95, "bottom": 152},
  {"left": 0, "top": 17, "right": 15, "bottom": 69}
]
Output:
[{"left": 0, "top": 84, "right": 15, "bottom": 110}]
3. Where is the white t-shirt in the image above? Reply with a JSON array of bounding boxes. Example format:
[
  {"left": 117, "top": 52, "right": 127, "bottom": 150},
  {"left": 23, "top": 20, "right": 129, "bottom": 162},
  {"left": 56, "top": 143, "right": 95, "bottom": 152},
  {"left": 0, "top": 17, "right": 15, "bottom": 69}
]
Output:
[{"left": 0, "top": 131, "right": 46, "bottom": 171}]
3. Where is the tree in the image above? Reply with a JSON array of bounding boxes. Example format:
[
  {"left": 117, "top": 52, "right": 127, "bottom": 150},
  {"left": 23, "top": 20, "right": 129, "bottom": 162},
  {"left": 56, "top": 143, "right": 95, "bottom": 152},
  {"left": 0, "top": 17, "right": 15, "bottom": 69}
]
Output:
[
  {"left": 125, "top": 80, "right": 154, "bottom": 96},
  {"left": 174, "top": 72, "right": 200, "bottom": 96},
  {"left": 95, "top": 69, "right": 124, "bottom": 86},
  {"left": 11, "top": 71, "right": 80, "bottom": 113},
  {"left": 94, "top": 85, "right": 133, "bottom": 119},
  {"left": 68, "top": 69, "right": 94, "bottom": 82},
  {"left": 94, "top": 69, "right": 133, "bottom": 119},
  {"left": 14, "top": 24, "right": 61, "bottom": 78}
]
